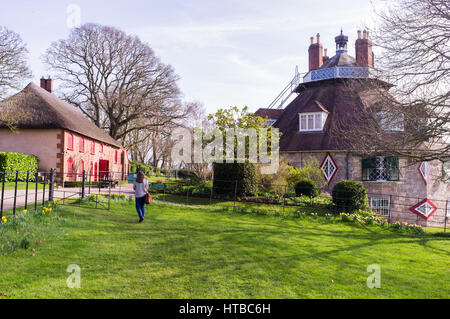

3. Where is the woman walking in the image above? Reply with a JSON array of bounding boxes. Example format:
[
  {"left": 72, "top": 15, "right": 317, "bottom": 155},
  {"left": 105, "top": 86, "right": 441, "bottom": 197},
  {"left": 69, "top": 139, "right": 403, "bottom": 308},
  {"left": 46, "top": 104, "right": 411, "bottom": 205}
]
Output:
[{"left": 133, "top": 170, "right": 148, "bottom": 223}]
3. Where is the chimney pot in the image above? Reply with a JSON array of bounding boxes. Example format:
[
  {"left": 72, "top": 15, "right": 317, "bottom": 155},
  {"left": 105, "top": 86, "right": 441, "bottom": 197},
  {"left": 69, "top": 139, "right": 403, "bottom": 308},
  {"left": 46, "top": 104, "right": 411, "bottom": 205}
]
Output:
[
  {"left": 357, "top": 30, "right": 362, "bottom": 39},
  {"left": 308, "top": 33, "right": 323, "bottom": 71},
  {"left": 355, "top": 31, "right": 373, "bottom": 67}
]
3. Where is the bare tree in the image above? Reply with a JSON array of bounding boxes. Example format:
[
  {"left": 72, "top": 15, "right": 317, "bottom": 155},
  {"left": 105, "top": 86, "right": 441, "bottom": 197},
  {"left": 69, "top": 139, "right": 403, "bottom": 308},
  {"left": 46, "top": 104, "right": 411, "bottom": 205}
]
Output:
[
  {"left": 335, "top": 0, "right": 449, "bottom": 163},
  {"left": 125, "top": 101, "right": 206, "bottom": 169},
  {"left": 44, "top": 23, "right": 186, "bottom": 141},
  {"left": 0, "top": 26, "right": 32, "bottom": 99}
]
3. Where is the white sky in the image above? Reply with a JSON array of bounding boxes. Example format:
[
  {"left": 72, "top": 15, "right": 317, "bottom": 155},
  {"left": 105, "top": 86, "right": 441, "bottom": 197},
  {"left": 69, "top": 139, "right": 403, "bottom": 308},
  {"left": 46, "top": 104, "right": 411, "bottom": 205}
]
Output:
[{"left": 0, "top": 0, "right": 379, "bottom": 114}]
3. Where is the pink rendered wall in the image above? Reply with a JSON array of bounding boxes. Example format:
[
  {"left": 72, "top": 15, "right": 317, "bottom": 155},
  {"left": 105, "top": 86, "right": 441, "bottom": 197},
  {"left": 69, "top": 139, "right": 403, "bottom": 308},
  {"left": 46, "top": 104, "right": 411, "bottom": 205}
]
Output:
[
  {"left": 62, "top": 130, "right": 129, "bottom": 183},
  {"left": 0, "top": 128, "right": 60, "bottom": 171}
]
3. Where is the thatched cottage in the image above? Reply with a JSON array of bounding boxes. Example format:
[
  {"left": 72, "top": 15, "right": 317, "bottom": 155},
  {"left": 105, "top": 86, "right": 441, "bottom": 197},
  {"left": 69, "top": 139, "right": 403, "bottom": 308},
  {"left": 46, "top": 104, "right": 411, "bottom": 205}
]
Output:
[
  {"left": 0, "top": 78, "right": 129, "bottom": 184},
  {"left": 256, "top": 30, "right": 450, "bottom": 227}
]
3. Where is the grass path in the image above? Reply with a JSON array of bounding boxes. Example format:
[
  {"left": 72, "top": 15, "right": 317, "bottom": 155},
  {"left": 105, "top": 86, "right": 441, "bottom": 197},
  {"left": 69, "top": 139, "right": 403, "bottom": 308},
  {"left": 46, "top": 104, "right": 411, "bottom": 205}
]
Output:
[{"left": 0, "top": 201, "right": 449, "bottom": 298}]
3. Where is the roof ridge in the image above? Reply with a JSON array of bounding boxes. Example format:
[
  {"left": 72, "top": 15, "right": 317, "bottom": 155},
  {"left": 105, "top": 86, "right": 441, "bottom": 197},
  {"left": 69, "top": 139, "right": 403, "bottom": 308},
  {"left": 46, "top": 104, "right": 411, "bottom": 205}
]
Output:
[{"left": 0, "top": 82, "right": 122, "bottom": 148}]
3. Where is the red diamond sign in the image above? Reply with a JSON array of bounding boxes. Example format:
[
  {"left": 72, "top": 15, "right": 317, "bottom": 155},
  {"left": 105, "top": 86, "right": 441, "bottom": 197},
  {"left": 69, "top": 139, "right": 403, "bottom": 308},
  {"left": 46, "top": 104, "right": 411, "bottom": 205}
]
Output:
[
  {"left": 320, "top": 153, "right": 338, "bottom": 184},
  {"left": 409, "top": 199, "right": 437, "bottom": 220},
  {"left": 418, "top": 162, "right": 430, "bottom": 184}
]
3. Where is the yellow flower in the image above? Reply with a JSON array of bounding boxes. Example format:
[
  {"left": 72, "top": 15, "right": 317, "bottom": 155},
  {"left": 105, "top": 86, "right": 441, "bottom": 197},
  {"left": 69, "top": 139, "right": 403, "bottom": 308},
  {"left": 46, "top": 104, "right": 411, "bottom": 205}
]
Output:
[
  {"left": 48, "top": 208, "right": 52, "bottom": 212},
  {"left": 23, "top": 209, "right": 28, "bottom": 214},
  {"left": 1, "top": 216, "right": 7, "bottom": 223}
]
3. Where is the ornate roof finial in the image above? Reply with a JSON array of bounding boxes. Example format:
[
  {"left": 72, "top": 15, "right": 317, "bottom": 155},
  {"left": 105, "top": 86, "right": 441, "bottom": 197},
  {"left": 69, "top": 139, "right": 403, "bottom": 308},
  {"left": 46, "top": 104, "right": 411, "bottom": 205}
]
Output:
[{"left": 335, "top": 28, "right": 348, "bottom": 52}]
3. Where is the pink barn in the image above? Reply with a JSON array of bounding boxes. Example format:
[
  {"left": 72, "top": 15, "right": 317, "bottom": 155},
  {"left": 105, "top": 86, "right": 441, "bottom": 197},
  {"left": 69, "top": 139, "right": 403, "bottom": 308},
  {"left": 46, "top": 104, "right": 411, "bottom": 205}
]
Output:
[{"left": 0, "top": 78, "right": 129, "bottom": 185}]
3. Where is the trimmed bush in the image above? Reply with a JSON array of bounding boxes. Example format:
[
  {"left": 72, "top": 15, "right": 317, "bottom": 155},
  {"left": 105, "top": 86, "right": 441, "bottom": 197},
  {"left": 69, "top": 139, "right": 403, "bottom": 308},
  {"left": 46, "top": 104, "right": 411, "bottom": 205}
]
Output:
[
  {"left": 177, "top": 169, "right": 199, "bottom": 180},
  {"left": 129, "top": 161, "right": 154, "bottom": 176},
  {"left": 332, "top": 180, "right": 368, "bottom": 212},
  {"left": 0, "top": 152, "right": 38, "bottom": 181},
  {"left": 213, "top": 162, "right": 257, "bottom": 196},
  {"left": 294, "top": 179, "right": 319, "bottom": 198}
]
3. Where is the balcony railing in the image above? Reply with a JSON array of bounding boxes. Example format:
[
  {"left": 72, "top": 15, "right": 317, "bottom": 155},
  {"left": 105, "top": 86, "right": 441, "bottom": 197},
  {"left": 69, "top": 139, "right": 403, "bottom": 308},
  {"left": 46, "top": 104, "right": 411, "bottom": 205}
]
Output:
[{"left": 303, "top": 66, "right": 378, "bottom": 83}]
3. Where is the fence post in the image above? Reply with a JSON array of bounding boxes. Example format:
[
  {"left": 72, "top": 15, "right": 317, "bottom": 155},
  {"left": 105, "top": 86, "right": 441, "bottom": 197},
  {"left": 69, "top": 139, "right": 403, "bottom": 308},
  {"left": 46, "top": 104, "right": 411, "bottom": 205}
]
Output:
[
  {"left": 445, "top": 199, "right": 448, "bottom": 233},
  {"left": 49, "top": 168, "right": 55, "bottom": 202},
  {"left": 209, "top": 182, "right": 214, "bottom": 205},
  {"left": 13, "top": 171, "right": 18, "bottom": 216},
  {"left": 24, "top": 171, "right": 29, "bottom": 209},
  {"left": 282, "top": 185, "right": 286, "bottom": 217},
  {"left": 34, "top": 172, "right": 38, "bottom": 210},
  {"left": 0, "top": 172, "right": 5, "bottom": 218},
  {"left": 108, "top": 178, "right": 111, "bottom": 210},
  {"left": 88, "top": 169, "right": 91, "bottom": 195},
  {"left": 388, "top": 194, "right": 392, "bottom": 224},
  {"left": 42, "top": 172, "right": 47, "bottom": 207},
  {"left": 234, "top": 180, "right": 238, "bottom": 211},
  {"left": 81, "top": 170, "right": 86, "bottom": 199}
]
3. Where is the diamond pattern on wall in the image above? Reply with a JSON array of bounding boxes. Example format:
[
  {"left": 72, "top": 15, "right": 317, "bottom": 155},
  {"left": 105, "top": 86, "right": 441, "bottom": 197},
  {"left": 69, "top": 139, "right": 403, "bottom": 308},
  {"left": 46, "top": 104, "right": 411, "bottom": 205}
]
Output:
[
  {"left": 320, "top": 153, "right": 338, "bottom": 184},
  {"left": 409, "top": 199, "right": 437, "bottom": 220},
  {"left": 418, "top": 162, "right": 430, "bottom": 184}
]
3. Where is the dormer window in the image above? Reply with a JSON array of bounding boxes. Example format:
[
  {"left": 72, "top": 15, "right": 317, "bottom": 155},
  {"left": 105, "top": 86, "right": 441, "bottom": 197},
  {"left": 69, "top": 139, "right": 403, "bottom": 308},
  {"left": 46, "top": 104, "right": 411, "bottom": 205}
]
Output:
[{"left": 299, "top": 112, "right": 327, "bottom": 132}]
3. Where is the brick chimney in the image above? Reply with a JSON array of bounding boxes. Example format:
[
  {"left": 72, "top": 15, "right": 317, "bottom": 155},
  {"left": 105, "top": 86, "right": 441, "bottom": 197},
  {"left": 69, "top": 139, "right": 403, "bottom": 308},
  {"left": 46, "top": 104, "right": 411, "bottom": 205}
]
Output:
[
  {"left": 308, "top": 33, "right": 323, "bottom": 71},
  {"left": 355, "top": 30, "right": 374, "bottom": 67},
  {"left": 40, "top": 76, "right": 53, "bottom": 93}
]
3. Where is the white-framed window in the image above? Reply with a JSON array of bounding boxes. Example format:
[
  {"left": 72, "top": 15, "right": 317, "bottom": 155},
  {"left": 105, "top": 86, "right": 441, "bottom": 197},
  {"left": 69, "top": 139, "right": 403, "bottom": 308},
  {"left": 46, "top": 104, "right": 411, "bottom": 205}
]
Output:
[
  {"left": 376, "top": 112, "right": 404, "bottom": 132},
  {"left": 418, "top": 162, "right": 430, "bottom": 184},
  {"left": 369, "top": 196, "right": 390, "bottom": 217},
  {"left": 299, "top": 112, "right": 327, "bottom": 132}
]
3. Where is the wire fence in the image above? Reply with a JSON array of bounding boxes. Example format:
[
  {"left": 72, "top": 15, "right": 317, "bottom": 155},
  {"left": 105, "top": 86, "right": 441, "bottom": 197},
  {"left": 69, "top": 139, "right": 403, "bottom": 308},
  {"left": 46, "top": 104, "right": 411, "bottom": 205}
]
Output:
[
  {"left": 148, "top": 179, "right": 449, "bottom": 231},
  {"left": 0, "top": 170, "right": 448, "bottom": 232}
]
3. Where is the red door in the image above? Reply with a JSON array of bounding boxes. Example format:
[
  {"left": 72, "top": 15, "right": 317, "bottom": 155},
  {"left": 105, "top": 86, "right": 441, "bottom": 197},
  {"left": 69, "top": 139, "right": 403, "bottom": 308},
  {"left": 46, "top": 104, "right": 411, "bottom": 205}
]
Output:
[
  {"left": 94, "top": 162, "right": 98, "bottom": 182},
  {"left": 99, "top": 160, "right": 109, "bottom": 182}
]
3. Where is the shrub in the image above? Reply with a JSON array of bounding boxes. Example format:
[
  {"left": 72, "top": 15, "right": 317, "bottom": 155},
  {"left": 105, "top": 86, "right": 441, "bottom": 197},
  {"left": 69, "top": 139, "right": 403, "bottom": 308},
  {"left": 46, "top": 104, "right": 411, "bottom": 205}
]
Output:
[
  {"left": 332, "top": 180, "right": 368, "bottom": 212},
  {"left": 129, "top": 161, "right": 154, "bottom": 176},
  {"left": 294, "top": 179, "right": 319, "bottom": 197},
  {"left": 257, "top": 160, "right": 292, "bottom": 195},
  {"left": 0, "top": 152, "right": 38, "bottom": 181},
  {"left": 287, "top": 158, "right": 327, "bottom": 189},
  {"left": 213, "top": 162, "right": 257, "bottom": 196},
  {"left": 177, "top": 169, "right": 199, "bottom": 180}
]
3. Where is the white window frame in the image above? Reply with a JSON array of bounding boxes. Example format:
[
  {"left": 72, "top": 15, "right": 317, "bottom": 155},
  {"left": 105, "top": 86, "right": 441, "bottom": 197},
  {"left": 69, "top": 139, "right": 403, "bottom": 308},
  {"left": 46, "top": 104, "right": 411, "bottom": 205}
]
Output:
[
  {"left": 299, "top": 112, "right": 327, "bottom": 132},
  {"left": 369, "top": 196, "right": 390, "bottom": 217}
]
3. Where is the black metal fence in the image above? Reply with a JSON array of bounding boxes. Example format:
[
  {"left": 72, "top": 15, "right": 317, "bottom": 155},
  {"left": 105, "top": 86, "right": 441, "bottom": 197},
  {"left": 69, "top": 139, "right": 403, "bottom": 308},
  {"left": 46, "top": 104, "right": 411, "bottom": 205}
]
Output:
[
  {"left": 148, "top": 179, "right": 449, "bottom": 231},
  {"left": 0, "top": 169, "right": 125, "bottom": 218},
  {"left": 1, "top": 171, "right": 448, "bottom": 232}
]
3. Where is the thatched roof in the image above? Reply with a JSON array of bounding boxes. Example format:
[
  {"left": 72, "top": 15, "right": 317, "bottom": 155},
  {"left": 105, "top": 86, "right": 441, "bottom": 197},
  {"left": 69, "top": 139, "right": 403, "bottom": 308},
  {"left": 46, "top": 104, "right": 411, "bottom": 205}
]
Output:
[{"left": 0, "top": 82, "right": 122, "bottom": 148}]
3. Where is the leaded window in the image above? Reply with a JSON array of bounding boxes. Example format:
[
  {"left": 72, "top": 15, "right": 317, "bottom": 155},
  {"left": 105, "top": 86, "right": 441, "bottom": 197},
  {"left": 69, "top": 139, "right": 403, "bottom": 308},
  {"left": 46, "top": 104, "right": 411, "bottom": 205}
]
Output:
[{"left": 362, "top": 156, "right": 400, "bottom": 181}]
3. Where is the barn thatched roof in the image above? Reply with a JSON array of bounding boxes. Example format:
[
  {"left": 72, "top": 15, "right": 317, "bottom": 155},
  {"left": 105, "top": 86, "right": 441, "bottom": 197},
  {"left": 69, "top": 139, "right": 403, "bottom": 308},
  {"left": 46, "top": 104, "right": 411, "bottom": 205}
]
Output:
[{"left": 0, "top": 82, "right": 122, "bottom": 148}]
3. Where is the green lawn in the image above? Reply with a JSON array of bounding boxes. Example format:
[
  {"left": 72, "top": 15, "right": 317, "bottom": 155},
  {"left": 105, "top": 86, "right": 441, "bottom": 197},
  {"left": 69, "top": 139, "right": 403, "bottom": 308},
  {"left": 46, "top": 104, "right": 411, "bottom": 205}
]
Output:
[{"left": 0, "top": 200, "right": 449, "bottom": 298}]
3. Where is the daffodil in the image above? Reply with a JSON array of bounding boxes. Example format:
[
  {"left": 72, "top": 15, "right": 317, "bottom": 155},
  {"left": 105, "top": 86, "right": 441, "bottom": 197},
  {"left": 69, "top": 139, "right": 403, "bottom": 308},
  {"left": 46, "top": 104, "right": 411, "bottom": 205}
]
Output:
[
  {"left": 23, "top": 209, "right": 27, "bottom": 214},
  {"left": 1, "top": 216, "right": 7, "bottom": 223}
]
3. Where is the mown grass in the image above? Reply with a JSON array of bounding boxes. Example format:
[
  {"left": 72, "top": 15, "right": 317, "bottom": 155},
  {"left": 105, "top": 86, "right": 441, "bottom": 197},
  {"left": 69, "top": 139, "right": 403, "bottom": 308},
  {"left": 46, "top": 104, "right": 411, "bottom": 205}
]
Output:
[{"left": 0, "top": 200, "right": 449, "bottom": 299}]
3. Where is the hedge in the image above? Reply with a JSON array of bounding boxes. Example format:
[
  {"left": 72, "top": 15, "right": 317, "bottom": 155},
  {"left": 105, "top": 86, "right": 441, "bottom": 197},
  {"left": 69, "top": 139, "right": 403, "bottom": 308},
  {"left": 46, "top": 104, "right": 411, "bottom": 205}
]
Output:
[
  {"left": 0, "top": 152, "right": 39, "bottom": 181},
  {"left": 294, "top": 179, "right": 319, "bottom": 198},
  {"left": 213, "top": 162, "right": 257, "bottom": 196},
  {"left": 332, "top": 180, "right": 368, "bottom": 212}
]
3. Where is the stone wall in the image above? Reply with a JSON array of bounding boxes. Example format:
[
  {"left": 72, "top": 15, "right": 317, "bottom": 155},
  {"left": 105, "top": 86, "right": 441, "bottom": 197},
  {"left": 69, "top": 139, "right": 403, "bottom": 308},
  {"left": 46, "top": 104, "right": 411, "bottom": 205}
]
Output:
[{"left": 282, "top": 151, "right": 449, "bottom": 228}]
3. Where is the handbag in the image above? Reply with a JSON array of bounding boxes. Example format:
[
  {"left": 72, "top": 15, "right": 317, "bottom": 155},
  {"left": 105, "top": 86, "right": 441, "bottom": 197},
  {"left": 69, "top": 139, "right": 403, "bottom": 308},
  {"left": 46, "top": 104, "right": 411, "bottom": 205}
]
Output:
[{"left": 144, "top": 193, "right": 152, "bottom": 205}]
